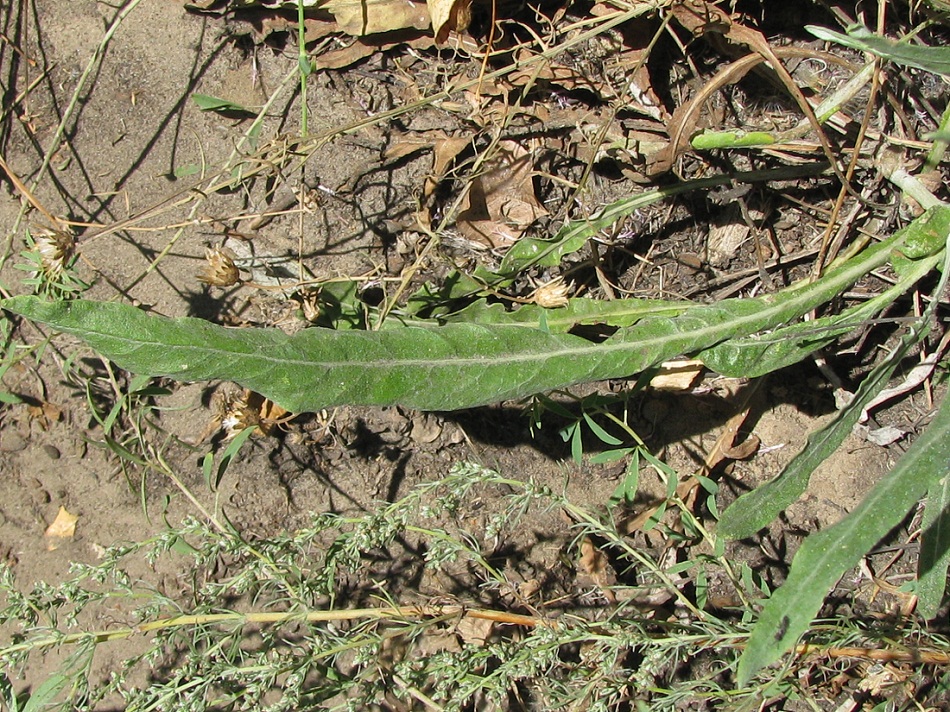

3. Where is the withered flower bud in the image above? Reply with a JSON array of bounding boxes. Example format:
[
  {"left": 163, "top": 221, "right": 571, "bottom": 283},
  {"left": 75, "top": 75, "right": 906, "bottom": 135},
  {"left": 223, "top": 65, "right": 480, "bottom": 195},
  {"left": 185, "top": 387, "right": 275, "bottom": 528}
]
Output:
[
  {"left": 198, "top": 246, "right": 241, "bottom": 287},
  {"left": 221, "top": 392, "right": 258, "bottom": 439},
  {"left": 531, "top": 276, "right": 571, "bottom": 309},
  {"left": 34, "top": 229, "right": 76, "bottom": 278},
  {"left": 294, "top": 288, "right": 322, "bottom": 323}
]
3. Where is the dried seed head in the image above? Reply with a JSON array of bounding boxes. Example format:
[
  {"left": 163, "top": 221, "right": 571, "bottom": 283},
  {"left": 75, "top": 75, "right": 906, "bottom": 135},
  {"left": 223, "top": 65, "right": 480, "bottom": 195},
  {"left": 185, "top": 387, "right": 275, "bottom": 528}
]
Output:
[
  {"left": 531, "top": 276, "right": 571, "bottom": 308},
  {"left": 221, "top": 392, "right": 259, "bottom": 439},
  {"left": 294, "top": 289, "right": 322, "bottom": 323},
  {"left": 198, "top": 246, "right": 241, "bottom": 287},
  {"left": 221, "top": 390, "right": 292, "bottom": 439},
  {"left": 34, "top": 229, "right": 75, "bottom": 278}
]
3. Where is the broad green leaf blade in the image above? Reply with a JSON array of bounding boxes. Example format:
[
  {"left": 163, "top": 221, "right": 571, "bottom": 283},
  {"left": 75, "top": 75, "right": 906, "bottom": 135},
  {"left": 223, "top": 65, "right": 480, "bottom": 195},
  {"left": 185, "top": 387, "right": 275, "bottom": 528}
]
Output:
[
  {"left": 0, "top": 214, "right": 932, "bottom": 413},
  {"left": 738, "top": 393, "right": 950, "bottom": 685},
  {"left": 0, "top": 296, "right": 772, "bottom": 413},
  {"left": 917, "top": 469, "right": 950, "bottom": 619},
  {"left": 806, "top": 24, "right": 950, "bottom": 76}
]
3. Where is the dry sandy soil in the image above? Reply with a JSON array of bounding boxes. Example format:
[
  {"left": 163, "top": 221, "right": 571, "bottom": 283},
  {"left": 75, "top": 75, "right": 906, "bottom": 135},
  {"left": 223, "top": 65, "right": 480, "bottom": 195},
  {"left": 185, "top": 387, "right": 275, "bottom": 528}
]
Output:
[{"left": 0, "top": 0, "right": 947, "bottom": 709}]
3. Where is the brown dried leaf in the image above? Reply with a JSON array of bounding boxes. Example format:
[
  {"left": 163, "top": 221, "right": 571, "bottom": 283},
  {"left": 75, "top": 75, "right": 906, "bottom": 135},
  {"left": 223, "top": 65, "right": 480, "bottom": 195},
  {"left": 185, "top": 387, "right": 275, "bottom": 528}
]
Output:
[
  {"left": 315, "top": 40, "right": 381, "bottom": 70},
  {"left": 45, "top": 506, "right": 78, "bottom": 550},
  {"left": 314, "top": 28, "right": 436, "bottom": 69},
  {"left": 707, "top": 206, "right": 751, "bottom": 268},
  {"left": 456, "top": 617, "right": 494, "bottom": 646},
  {"left": 456, "top": 140, "right": 546, "bottom": 249},
  {"left": 330, "top": 0, "right": 431, "bottom": 36},
  {"left": 425, "top": 134, "right": 471, "bottom": 202},
  {"left": 383, "top": 135, "right": 434, "bottom": 162},
  {"left": 507, "top": 50, "right": 602, "bottom": 96},
  {"left": 578, "top": 536, "right": 616, "bottom": 602},
  {"left": 579, "top": 536, "right": 608, "bottom": 578},
  {"left": 247, "top": 391, "right": 291, "bottom": 436},
  {"left": 223, "top": 390, "right": 293, "bottom": 438}
]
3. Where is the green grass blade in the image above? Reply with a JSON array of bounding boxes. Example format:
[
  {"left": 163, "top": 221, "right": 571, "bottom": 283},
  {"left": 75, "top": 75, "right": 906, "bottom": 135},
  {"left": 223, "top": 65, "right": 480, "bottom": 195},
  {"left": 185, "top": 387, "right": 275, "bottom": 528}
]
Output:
[
  {"left": 737, "top": 393, "right": 950, "bottom": 685},
  {"left": 917, "top": 470, "right": 950, "bottom": 619}
]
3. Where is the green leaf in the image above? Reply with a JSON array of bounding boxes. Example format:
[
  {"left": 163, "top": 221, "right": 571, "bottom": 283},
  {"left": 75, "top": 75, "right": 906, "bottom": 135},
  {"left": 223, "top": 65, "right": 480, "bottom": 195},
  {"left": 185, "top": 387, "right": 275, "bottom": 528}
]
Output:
[
  {"left": 439, "top": 297, "right": 688, "bottom": 332},
  {"left": 917, "top": 470, "right": 950, "bottom": 619},
  {"left": 583, "top": 412, "right": 623, "bottom": 446},
  {"left": 207, "top": 426, "right": 256, "bottom": 491},
  {"left": 806, "top": 24, "right": 950, "bottom": 76},
  {"left": 173, "top": 163, "right": 201, "bottom": 179},
  {"left": 22, "top": 673, "right": 68, "bottom": 712},
  {"left": 496, "top": 164, "right": 829, "bottom": 277},
  {"left": 191, "top": 93, "right": 255, "bottom": 115},
  {"left": 691, "top": 130, "right": 776, "bottom": 149},
  {"left": 718, "top": 206, "right": 950, "bottom": 540},
  {"left": 737, "top": 393, "right": 950, "bottom": 685},
  {"left": 1, "top": 208, "right": 939, "bottom": 413},
  {"left": 701, "top": 250, "right": 941, "bottom": 378}
]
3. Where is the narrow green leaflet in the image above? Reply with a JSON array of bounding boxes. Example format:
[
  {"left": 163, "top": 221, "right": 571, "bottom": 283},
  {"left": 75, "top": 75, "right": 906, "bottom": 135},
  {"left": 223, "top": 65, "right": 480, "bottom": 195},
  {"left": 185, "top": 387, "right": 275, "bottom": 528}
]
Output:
[
  {"left": 691, "top": 131, "right": 776, "bottom": 149},
  {"left": 738, "top": 393, "right": 950, "bottom": 685},
  {"left": 0, "top": 215, "right": 930, "bottom": 413},
  {"left": 806, "top": 24, "right": 950, "bottom": 76},
  {"left": 496, "top": 164, "right": 828, "bottom": 277},
  {"left": 191, "top": 93, "right": 256, "bottom": 115},
  {"left": 917, "top": 471, "right": 950, "bottom": 619},
  {"left": 438, "top": 297, "right": 688, "bottom": 331}
]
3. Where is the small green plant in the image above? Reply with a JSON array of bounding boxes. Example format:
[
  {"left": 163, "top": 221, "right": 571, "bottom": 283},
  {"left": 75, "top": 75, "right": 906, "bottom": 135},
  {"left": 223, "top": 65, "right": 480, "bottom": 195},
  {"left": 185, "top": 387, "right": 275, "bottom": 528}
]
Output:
[
  {"left": 13, "top": 228, "right": 87, "bottom": 299},
  {"left": 0, "top": 462, "right": 805, "bottom": 709},
  {"left": 3, "top": 187, "right": 949, "bottom": 687},
  {"left": 4, "top": 459, "right": 947, "bottom": 709}
]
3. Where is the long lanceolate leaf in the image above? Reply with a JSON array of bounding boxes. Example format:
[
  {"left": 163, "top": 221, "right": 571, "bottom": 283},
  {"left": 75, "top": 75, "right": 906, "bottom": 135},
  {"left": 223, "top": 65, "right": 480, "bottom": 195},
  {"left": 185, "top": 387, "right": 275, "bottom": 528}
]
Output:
[
  {"left": 718, "top": 206, "right": 950, "bottom": 539},
  {"left": 2, "top": 209, "right": 944, "bottom": 413},
  {"left": 736, "top": 206, "right": 950, "bottom": 684},
  {"left": 737, "top": 394, "right": 950, "bottom": 685},
  {"left": 918, "top": 471, "right": 950, "bottom": 619},
  {"left": 806, "top": 24, "right": 950, "bottom": 76},
  {"left": 495, "top": 164, "right": 829, "bottom": 277}
]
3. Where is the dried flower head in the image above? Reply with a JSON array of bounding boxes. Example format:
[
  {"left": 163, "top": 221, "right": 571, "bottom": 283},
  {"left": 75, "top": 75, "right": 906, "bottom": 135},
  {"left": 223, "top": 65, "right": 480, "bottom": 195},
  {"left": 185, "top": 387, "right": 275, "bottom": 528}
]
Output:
[
  {"left": 221, "top": 392, "right": 259, "bottom": 439},
  {"left": 221, "top": 390, "right": 292, "bottom": 439},
  {"left": 198, "top": 246, "right": 241, "bottom": 288},
  {"left": 531, "top": 276, "right": 572, "bottom": 309},
  {"left": 294, "top": 288, "right": 322, "bottom": 323},
  {"left": 34, "top": 229, "right": 75, "bottom": 278}
]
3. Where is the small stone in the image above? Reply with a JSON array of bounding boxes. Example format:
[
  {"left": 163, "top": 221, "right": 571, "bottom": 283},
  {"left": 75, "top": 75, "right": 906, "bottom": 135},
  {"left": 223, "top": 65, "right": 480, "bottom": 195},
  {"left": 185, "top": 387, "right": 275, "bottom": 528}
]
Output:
[{"left": 43, "top": 444, "right": 62, "bottom": 460}]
